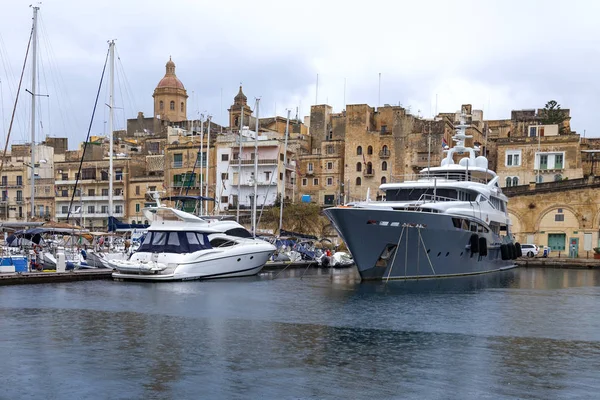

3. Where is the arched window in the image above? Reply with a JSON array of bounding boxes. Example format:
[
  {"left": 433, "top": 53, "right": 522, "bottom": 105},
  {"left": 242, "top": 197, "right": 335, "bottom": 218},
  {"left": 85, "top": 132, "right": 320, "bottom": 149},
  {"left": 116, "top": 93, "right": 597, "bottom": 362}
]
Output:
[
  {"left": 382, "top": 145, "right": 388, "bottom": 153},
  {"left": 381, "top": 176, "right": 387, "bottom": 184},
  {"left": 366, "top": 162, "right": 373, "bottom": 174},
  {"left": 356, "top": 177, "right": 362, "bottom": 186},
  {"left": 159, "top": 100, "right": 164, "bottom": 110},
  {"left": 505, "top": 177, "right": 512, "bottom": 187},
  {"left": 554, "top": 174, "right": 562, "bottom": 181},
  {"left": 356, "top": 162, "right": 362, "bottom": 172},
  {"left": 180, "top": 102, "right": 184, "bottom": 112},
  {"left": 381, "top": 161, "right": 387, "bottom": 171},
  {"left": 357, "top": 146, "right": 362, "bottom": 155},
  {"left": 367, "top": 145, "right": 373, "bottom": 155},
  {"left": 512, "top": 177, "right": 519, "bottom": 186},
  {"left": 170, "top": 101, "right": 175, "bottom": 110},
  {"left": 234, "top": 116, "right": 239, "bottom": 127},
  {"left": 536, "top": 175, "right": 544, "bottom": 183}
]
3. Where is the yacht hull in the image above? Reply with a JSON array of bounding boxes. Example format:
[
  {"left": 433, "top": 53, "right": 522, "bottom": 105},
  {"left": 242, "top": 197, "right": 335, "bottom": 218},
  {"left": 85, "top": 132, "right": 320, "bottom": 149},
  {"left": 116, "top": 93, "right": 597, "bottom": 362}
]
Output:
[
  {"left": 111, "top": 248, "right": 274, "bottom": 282},
  {"left": 324, "top": 207, "right": 516, "bottom": 281}
]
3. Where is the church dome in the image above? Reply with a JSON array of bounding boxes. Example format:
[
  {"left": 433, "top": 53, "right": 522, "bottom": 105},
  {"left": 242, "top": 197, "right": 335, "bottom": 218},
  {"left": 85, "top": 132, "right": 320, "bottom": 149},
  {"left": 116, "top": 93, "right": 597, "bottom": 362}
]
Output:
[
  {"left": 234, "top": 85, "right": 247, "bottom": 104},
  {"left": 156, "top": 57, "right": 185, "bottom": 90}
]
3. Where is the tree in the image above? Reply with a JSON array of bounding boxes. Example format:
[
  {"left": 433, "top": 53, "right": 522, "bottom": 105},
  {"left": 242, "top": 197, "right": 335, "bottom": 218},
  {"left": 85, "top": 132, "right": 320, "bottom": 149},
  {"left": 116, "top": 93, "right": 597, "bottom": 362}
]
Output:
[
  {"left": 268, "top": 202, "right": 330, "bottom": 237},
  {"left": 539, "top": 100, "right": 568, "bottom": 133}
]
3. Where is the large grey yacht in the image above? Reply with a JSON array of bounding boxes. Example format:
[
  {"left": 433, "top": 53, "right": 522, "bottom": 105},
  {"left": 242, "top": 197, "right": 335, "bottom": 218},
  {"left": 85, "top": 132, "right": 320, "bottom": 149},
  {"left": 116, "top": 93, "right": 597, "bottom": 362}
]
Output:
[{"left": 324, "top": 117, "right": 519, "bottom": 281}]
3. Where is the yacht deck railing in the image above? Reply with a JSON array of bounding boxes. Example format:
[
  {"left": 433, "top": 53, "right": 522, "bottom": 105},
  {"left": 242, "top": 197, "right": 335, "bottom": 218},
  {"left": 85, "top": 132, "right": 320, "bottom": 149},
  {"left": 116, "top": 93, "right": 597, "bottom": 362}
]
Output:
[{"left": 389, "top": 173, "right": 490, "bottom": 185}]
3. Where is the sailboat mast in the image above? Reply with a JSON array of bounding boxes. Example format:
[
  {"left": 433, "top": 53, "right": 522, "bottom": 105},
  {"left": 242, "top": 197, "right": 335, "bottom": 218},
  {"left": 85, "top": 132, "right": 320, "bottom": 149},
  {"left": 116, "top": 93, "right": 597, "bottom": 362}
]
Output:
[
  {"left": 108, "top": 40, "right": 115, "bottom": 224},
  {"left": 278, "top": 110, "right": 290, "bottom": 235},
  {"left": 236, "top": 108, "right": 244, "bottom": 222},
  {"left": 205, "top": 116, "right": 211, "bottom": 214},
  {"left": 29, "top": 5, "right": 39, "bottom": 221},
  {"left": 252, "top": 99, "right": 260, "bottom": 237}
]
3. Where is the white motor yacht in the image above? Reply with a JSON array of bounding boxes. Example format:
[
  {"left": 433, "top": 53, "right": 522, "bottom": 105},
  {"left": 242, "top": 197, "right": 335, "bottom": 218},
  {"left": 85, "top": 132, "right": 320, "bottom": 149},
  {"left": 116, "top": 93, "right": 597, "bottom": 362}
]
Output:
[{"left": 109, "top": 206, "right": 276, "bottom": 281}]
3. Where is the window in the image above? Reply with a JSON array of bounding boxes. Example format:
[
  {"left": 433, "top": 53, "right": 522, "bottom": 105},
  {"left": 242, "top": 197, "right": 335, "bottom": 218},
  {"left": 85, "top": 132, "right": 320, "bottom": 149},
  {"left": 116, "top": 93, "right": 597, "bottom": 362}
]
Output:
[
  {"left": 308, "top": 163, "right": 314, "bottom": 172},
  {"left": 196, "top": 151, "right": 207, "bottom": 167},
  {"left": 170, "top": 101, "right": 175, "bottom": 110},
  {"left": 313, "top": 178, "right": 319, "bottom": 185},
  {"left": 61, "top": 190, "right": 68, "bottom": 197},
  {"left": 180, "top": 102, "right": 184, "bottom": 112},
  {"left": 62, "top": 173, "right": 68, "bottom": 180},
  {"left": 101, "top": 205, "right": 108, "bottom": 213},
  {"left": 554, "top": 174, "right": 562, "bottom": 181},
  {"left": 1, "top": 190, "right": 7, "bottom": 201},
  {"left": 302, "top": 178, "right": 307, "bottom": 186},
  {"left": 16, "top": 175, "right": 22, "bottom": 185},
  {"left": 382, "top": 161, "right": 387, "bottom": 171},
  {"left": 536, "top": 175, "right": 543, "bottom": 183},
  {"left": 173, "top": 153, "right": 183, "bottom": 167},
  {"left": 136, "top": 203, "right": 140, "bottom": 213},
  {"left": 327, "top": 162, "right": 333, "bottom": 170},
  {"left": 159, "top": 101, "right": 164, "bottom": 110},
  {"left": 381, "top": 177, "right": 387, "bottom": 184},
  {"left": 221, "top": 154, "right": 229, "bottom": 161},
  {"left": 381, "top": 125, "right": 387, "bottom": 133},
  {"left": 506, "top": 150, "right": 521, "bottom": 166},
  {"left": 135, "top": 186, "right": 140, "bottom": 195},
  {"left": 512, "top": 177, "right": 518, "bottom": 186},
  {"left": 555, "top": 154, "right": 563, "bottom": 169},
  {"left": 1, "top": 176, "right": 6, "bottom": 186},
  {"left": 88, "top": 189, "right": 95, "bottom": 196},
  {"left": 366, "top": 162, "right": 373, "bottom": 174},
  {"left": 327, "top": 177, "right": 333, "bottom": 186},
  {"left": 102, "top": 188, "right": 109, "bottom": 196},
  {"left": 539, "top": 155, "right": 548, "bottom": 169},
  {"left": 555, "top": 214, "right": 565, "bottom": 222},
  {"left": 88, "top": 205, "right": 95, "bottom": 214},
  {"left": 233, "top": 152, "right": 239, "bottom": 160},
  {"left": 115, "top": 205, "right": 123, "bottom": 214},
  {"left": 149, "top": 186, "right": 156, "bottom": 191},
  {"left": 82, "top": 168, "right": 96, "bottom": 180},
  {"left": 114, "top": 188, "right": 123, "bottom": 196},
  {"left": 62, "top": 206, "right": 68, "bottom": 213},
  {"left": 221, "top": 196, "right": 228, "bottom": 203},
  {"left": 356, "top": 162, "right": 362, "bottom": 172},
  {"left": 16, "top": 190, "right": 22, "bottom": 201},
  {"left": 115, "top": 170, "right": 123, "bottom": 181},
  {"left": 356, "top": 177, "right": 362, "bottom": 186},
  {"left": 148, "top": 142, "right": 159, "bottom": 154},
  {"left": 222, "top": 173, "right": 229, "bottom": 180},
  {"left": 326, "top": 145, "right": 335, "bottom": 154},
  {"left": 279, "top": 172, "right": 282, "bottom": 181},
  {"left": 357, "top": 146, "right": 362, "bottom": 155},
  {"left": 367, "top": 146, "right": 373, "bottom": 155}
]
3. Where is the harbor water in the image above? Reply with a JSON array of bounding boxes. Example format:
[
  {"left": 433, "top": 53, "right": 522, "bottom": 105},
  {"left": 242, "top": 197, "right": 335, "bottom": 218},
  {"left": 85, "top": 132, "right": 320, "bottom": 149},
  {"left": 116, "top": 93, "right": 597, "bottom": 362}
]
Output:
[{"left": 1, "top": 267, "right": 599, "bottom": 399}]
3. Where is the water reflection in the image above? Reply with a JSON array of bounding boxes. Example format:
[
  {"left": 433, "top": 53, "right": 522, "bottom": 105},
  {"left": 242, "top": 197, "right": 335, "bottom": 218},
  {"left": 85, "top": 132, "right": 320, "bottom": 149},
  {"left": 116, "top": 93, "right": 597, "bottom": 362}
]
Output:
[{"left": 0, "top": 267, "right": 599, "bottom": 399}]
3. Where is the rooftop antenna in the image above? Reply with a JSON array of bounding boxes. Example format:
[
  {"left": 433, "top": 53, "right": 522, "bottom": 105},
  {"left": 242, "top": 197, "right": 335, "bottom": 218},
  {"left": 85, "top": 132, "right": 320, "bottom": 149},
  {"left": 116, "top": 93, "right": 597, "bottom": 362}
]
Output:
[{"left": 343, "top": 77, "right": 347, "bottom": 109}]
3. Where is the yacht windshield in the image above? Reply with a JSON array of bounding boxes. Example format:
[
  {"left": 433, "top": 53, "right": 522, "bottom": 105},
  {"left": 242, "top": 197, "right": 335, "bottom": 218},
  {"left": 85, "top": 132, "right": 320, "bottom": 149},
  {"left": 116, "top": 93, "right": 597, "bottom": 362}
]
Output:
[{"left": 138, "top": 231, "right": 212, "bottom": 253}]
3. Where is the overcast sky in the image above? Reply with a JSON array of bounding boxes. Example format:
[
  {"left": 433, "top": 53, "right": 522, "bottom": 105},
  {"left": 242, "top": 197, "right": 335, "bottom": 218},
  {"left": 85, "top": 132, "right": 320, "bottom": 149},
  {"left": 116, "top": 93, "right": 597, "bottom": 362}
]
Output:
[{"left": 1, "top": 0, "right": 599, "bottom": 149}]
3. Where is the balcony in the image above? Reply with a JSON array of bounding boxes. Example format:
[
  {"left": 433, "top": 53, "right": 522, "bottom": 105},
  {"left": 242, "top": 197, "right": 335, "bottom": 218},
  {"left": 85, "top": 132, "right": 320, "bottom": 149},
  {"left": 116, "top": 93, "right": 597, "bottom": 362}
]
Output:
[
  {"left": 363, "top": 169, "right": 375, "bottom": 177},
  {"left": 305, "top": 170, "right": 314, "bottom": 176},
  {"left": 14, "top": 197, "right": 25, "bottom": 204},
  {"left": 379, "top": 150, "right": 391, "bottom": 159},
  {"left": 230, "top": 159, "right": 278, "bottom": 167},
  {"left": 172, "top": 181, "right": 201, "bottom": 188},
  {"left": 241, "top": 180, "right": 277, "bottom": 186},
  {"left": 0, "top": 180, "right": 24, "bottom": 188}
]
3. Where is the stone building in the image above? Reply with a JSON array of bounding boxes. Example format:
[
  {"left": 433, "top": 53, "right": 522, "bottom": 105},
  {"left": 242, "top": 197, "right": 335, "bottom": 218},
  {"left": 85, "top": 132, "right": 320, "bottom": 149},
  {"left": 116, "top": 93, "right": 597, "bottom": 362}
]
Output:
[{"left": 153, "top": 57, "right": 188, "bottom": 123}]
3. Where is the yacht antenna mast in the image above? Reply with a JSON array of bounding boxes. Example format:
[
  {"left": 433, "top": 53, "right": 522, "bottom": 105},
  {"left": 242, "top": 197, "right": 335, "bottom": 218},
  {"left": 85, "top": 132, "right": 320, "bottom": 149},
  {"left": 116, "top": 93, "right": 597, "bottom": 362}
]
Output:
[
  {"left": 252, "top": 98, "right": 260, "bottom": 237},
  {"left": 29, "top": 5, "right": 39, "bottom": 221},
  {"left": 108, "top": 40, "right": 115, "bottom": 234},
  {"left": 278, "top": 110, "right": 290, "bottom": 235}
]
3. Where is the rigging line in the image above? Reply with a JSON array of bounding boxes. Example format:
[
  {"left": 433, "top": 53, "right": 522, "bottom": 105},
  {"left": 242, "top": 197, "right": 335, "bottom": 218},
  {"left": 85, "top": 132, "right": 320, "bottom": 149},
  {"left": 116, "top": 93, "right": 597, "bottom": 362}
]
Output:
[
  {"left": 115, "top": 60, "right": 127, "bottom": 131},
  {"left": 115, "top": 50, "right": 138, "bottom": 119},
  {"left": 66, "top": 47, "right": 110, "bottom": 223},
  {"left": 418, "top": 228, "right": 436, "bottom": 275},
  {"left": 385, "top": 226, "right": 405, "bottom": 283},
  {"left": 0, "top": 28, "right": 32, "bottom": 179}
]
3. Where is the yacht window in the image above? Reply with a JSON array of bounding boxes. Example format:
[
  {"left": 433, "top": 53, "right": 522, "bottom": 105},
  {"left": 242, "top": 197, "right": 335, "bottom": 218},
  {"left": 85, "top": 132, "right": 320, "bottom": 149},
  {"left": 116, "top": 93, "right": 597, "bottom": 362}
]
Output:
[
  {"left": 187, "top": 232, "right": 200, "bottom": 245},
  {"left": 167, "top": 232, "right": 180, "bottom": 246},
  {"left": 225, "top": 228, "right": 252, "bottom": 238},
  {"left": 210, "top": 237, "right": 236, "bottom": 247},
  {"left": 452, "top": 218, "right": 462, "bottom": 228},
  {"left": 461, "top": 220, "right": 469, "bottom": 230},
  {"left": 470, "top": 222, "right": 478, "bottom": 232},
  {"left": 153, "top": 232, "right": 167, "bottom": 246}
]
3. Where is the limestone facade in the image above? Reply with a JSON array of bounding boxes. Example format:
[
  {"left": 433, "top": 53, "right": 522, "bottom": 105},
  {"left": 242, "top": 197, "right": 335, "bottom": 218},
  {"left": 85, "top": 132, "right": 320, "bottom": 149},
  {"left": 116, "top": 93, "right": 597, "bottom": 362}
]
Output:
[{"left": 153, "top": 58, "right": 188, "bottom": 123}]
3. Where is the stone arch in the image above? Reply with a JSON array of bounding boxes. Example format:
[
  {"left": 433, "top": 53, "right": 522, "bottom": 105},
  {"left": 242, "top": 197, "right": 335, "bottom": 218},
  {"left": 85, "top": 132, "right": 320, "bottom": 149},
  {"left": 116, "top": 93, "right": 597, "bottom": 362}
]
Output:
[
  {"left": 507, "top": 209, "right": 525, "bottom": 242},
  {"left": 535, "top": 205, "right": 582, "bottom": 232}
]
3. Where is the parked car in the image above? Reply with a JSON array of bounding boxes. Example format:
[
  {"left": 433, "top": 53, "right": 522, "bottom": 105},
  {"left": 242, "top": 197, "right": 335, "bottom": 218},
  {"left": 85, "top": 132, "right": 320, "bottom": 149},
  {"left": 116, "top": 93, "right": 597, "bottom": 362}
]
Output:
[{"left": 520, "top": 244, "right": 539, "bottom": 257}]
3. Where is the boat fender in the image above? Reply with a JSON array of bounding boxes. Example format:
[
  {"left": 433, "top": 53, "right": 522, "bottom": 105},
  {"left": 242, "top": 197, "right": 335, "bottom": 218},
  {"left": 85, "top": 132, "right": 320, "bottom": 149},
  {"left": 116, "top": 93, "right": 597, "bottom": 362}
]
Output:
[
  {"left": 500, "top": 244, "right": 509, "bottom": 260},
  {"left": 478, "top": 237, "right": 488, "bottom": 257},
  {"left": 509, "top": 243, "right": 517, "bottom": 260},
  {"left": 515, "top": 242, "right": 523, "bottom": 258},
  {"left": 469, "top": 234, "right": 479, "bottom": 253}
]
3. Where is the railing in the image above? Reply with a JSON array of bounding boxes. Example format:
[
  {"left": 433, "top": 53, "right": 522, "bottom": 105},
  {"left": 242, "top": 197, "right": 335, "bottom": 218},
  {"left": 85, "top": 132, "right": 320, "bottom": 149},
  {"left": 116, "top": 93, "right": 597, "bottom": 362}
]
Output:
[
  {"left": 305, "top": 170, "right": 314, "bottom": 175},
  {"left": 379, "top": 150, "right": 391, "bottom": 158},
  {"left": 0, "top": 181, "right": 24, "bottom": 187},
  {"left": 172, "top": 181, "right": 200, "bottom": 188},
  {"left": 390, "top": 173, "right": 490, "bottom": 185},
  {"left": 229, "top": 158, "right": 278, "bottom": 166},
  {"left": 14, "top": 197, "right": 25, "bottom": 203},
  {"left": 363, "top": 169, "right": 375, "bottom": 177}
]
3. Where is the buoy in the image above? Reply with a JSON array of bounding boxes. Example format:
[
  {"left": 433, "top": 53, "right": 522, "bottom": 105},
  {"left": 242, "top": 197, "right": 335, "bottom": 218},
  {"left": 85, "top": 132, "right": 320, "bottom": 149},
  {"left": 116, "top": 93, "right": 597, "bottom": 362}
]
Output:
[
  {"left": 515, "top": 242, "right": 522, "bottom": 258},
  {"left": 470, "top": 234, "right": 479, "bottom": 253},
  {"left": 478, "top": 237, "right": 488, "bottom": 257},
  {"left": 500, "top": 244, "right": 509, "bottom": 260}
]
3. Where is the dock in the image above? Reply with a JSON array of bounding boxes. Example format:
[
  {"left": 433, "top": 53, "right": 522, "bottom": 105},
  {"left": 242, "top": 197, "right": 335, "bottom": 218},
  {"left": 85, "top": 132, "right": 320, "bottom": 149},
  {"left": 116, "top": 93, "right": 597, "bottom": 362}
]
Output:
[
  {"left": 516, "top": 257, "right": 600, "bottom": 269},
  {"left": 0, "top": 269, "right": 113, "bottom": 286}
]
